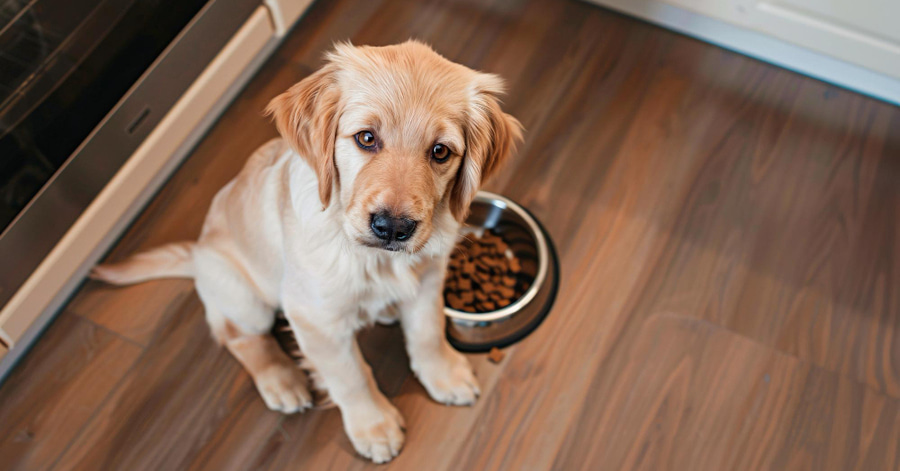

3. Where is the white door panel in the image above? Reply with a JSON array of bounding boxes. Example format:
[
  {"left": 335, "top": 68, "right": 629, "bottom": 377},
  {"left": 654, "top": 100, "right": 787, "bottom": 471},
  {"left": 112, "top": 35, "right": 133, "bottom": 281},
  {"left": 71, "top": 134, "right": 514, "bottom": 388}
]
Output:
[
  {"left": 771, "top": 0, "right": 899, "bottom": 43},
  {"left": 656, "top": 0, "right": 900, "bottom": 78}
]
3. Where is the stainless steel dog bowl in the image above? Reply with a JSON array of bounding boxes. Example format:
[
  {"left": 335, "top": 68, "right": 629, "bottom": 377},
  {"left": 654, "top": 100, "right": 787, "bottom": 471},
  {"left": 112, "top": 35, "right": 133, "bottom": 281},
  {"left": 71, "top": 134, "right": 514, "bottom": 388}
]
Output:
[{"left": 445, "top": 191, "right": 560, "bottom": 352}]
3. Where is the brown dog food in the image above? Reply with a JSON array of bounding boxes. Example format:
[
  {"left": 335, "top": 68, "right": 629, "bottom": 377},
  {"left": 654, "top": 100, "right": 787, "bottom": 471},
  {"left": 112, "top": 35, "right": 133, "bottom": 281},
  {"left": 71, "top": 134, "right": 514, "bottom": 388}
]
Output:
[
  {"left": 444, "top": 230, "right": 530, "bottom": 313},
  {"left": 487, "top": 347, "right": 505, "bottom": 363}
]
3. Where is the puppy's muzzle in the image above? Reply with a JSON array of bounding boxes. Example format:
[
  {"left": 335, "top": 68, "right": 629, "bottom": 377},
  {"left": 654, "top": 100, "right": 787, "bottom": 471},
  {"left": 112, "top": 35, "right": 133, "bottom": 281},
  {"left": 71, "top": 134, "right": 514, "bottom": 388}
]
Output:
[{"left": 370, "top": 211, "right": 418, "bottom": 244}]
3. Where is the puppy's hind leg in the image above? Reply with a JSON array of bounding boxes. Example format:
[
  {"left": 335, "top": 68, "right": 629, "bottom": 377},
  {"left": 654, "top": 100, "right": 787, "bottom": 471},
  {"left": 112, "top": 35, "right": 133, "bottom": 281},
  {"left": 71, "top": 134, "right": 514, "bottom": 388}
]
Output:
[{"left": 195, "top": 254, "right": 312, "bottom": 413}]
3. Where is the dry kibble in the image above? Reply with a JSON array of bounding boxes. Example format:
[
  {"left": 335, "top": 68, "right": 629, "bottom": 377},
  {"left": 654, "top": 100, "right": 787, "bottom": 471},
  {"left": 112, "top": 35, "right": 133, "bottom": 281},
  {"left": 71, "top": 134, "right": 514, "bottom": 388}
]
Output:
[
  {"left": 488, "top": 347, "right": 505, "bottom": 363},
  {"left": 447, "top": 293, "right": 465, "bottom": 310},
  {"left": 444, "top": 230, "right": 528, "bottom": 313}
]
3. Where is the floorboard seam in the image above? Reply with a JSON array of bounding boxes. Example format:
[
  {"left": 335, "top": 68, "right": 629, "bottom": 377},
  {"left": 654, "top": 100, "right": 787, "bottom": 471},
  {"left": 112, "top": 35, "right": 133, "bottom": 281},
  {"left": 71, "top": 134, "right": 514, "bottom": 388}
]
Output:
[
  {"left": 44, "top": 347, "right": 146, "bottom": 471},
  {"left": 68, "top": 310, "right": 148, "bottom": 350}
]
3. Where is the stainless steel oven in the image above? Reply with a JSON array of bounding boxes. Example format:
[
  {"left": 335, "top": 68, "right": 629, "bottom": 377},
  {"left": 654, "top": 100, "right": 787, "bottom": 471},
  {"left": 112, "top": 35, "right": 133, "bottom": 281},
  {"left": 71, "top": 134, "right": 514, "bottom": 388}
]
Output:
[
  {"left": 0, "top": 0, "right": 260, "bottom": 309},
  {"left": 0, "top": 0, "right": 312, "bottom": 375}
]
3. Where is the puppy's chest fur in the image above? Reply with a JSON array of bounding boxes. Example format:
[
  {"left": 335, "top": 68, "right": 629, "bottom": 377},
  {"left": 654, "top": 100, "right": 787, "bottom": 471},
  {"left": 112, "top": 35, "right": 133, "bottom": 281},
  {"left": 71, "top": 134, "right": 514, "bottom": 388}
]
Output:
[{"left": 349, "top": 253, "right": 429, "bottom": 327}]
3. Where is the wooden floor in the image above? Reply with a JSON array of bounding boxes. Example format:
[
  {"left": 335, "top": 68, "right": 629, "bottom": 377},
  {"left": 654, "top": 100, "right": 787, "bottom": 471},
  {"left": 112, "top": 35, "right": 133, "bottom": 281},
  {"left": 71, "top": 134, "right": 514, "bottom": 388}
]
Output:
[{"left": 3, "top": 0, "right": 900, "bottom": 469}]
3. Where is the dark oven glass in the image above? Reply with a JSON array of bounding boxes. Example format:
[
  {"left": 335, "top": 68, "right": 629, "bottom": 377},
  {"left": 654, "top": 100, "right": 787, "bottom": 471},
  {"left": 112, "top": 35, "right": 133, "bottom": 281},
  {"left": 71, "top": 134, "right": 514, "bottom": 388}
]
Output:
[{"left": 0, "top": 0, "right": 209, "bottom": 232}]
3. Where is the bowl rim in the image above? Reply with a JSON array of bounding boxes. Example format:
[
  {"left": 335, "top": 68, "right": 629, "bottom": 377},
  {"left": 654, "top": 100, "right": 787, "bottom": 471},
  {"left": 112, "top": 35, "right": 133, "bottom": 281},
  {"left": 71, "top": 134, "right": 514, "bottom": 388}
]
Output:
[{"left": 443, "top": 191, "right": 549, "bottom": 323}]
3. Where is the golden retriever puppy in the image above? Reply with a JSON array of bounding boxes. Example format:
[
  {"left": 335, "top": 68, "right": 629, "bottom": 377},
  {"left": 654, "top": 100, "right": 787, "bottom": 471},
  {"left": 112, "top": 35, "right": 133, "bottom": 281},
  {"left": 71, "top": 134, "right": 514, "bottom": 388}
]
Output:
[{"left": 91, "top": 40, "right": 522, "bottom": 463}]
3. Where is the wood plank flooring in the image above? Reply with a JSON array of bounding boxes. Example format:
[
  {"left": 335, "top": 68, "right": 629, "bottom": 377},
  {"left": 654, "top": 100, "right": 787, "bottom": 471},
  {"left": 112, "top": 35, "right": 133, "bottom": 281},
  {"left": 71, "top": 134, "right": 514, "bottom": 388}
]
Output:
[{"left": 2, "top": 0, "right": 899, "bottom": 469}]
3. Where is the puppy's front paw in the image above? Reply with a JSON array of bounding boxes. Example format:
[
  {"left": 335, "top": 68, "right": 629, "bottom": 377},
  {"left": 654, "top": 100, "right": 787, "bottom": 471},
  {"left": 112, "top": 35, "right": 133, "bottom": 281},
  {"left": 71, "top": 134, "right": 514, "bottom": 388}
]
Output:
[
  {"left": 344, "top": 399, "right": 406, "bottom": 464},
  {"left": 253, "top": 364, "right": 313, "bottom": 414},
  {"left": 415, "top": 350, "right": 480, "bottom": 406}
]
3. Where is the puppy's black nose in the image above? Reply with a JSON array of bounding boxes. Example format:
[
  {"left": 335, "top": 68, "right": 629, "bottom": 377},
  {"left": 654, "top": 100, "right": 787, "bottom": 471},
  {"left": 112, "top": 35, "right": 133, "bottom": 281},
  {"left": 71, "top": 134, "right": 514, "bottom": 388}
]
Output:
[{"left": 370, "top": 212, "right": 417, "bottom": 242}]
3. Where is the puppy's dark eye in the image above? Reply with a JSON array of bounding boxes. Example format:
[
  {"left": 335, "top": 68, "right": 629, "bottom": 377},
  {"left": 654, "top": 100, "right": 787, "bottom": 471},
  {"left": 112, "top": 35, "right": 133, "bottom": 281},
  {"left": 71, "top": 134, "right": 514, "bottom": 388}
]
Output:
[
  {"left": 431, "top": 143, "right": 450, "bottom": 163},
  {"left": 355, "top": 131, "right": 377, "bottom": 150}
]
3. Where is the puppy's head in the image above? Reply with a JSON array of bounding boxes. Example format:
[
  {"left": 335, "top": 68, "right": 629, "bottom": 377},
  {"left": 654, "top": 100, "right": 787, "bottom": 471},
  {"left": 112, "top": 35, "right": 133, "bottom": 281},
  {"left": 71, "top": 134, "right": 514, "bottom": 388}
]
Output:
[{"left": 267, "top": 41, "right": 522, "bottom": 253}]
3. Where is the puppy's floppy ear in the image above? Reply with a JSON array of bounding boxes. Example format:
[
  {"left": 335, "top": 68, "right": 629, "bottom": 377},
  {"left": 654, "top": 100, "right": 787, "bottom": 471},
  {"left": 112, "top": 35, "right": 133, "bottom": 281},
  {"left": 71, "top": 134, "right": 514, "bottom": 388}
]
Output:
[
  {"left": 266, "top": 64, "right": 341, "bottom": 208},
  {"left": 450, "top": 74, "right": 523, "bottom": 221}
]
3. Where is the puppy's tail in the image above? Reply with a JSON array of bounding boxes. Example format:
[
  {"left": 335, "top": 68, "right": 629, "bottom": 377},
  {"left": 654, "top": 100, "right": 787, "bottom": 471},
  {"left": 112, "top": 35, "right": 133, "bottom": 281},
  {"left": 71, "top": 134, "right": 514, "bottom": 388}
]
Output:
[{"left": 90, "top": 242, "right": 195, "bottom": 285}]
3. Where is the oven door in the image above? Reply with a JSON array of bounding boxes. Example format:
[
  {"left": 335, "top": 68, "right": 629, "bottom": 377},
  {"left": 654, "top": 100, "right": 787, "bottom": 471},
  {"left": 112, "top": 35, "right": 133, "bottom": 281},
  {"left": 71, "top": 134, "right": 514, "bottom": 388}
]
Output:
[{"left": 0, "top": 0, "right": 259, "bottom": 309}]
